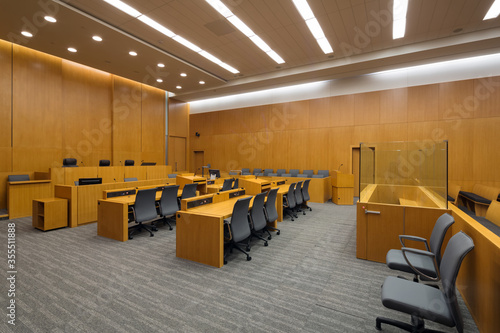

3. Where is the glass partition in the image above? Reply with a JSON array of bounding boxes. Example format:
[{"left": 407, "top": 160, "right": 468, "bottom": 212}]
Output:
[{"left": 359, "top": 141, "right": 447, "bottom": 208}]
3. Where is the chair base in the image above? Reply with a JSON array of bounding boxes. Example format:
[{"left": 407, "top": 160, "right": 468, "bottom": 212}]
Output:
[
  {"left": 128, "top": 222, "right": 155, "bottom": 239},
  {"left": 376, "top": 315, "right": 444, "bottom": 333},
  {"left": 251, "top": 231, "right": 269, "bottom": 246},
  {"left": 224, "top": 241, "right": 251, "bottom": 264},
  {"left": 266, "top": 226, "right": 280, "bottom": 236}
]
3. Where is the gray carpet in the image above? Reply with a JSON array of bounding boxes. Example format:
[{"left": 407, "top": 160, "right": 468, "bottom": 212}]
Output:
[{"left": 0, "top": 202, "right": 478, "bottom": 332}]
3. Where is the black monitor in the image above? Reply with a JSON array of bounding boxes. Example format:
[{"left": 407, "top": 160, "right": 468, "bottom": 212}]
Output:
[
  {"left": 208, "top": 169, "right": 220, "bottom": 179},
  {"left": 78, "top": 178, "right": 102, "bottom": 186},
  {"left": 141, "top": 162, "right": 156, "bottom": 166}
]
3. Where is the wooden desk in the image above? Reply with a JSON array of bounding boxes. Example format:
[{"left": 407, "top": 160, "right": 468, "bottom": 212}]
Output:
[
  {"left": 176, "top": 175, "right": 207, "bottom": 194},
  {"left": 7, "top": 180, "right": 53, "bottom": 219},
  {"left": 239, "top": 177, "right": 271, "bottom": 195},
  {"left": 32, "top": 198, "right": 68, "bottom": 231},
  {"left": 176, "top": 195, "right": 252, "bottom": 268}
]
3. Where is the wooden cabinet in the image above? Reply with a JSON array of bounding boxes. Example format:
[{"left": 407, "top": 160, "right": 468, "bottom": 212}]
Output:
[{"left": 32, "top": 198, "right": 68, "bottom": 231}]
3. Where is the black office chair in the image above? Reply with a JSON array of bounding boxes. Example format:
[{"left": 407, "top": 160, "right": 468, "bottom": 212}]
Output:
[
  {"left": 276, "top": 169, "right": 286, "bottom": 176},
  {"left": 241, "top": 168, "right": 251, "bottom": 175},
  {"left": 129, "top": 188, "right": 158, "bottom": 239},
  {"left": 317, "top": 170, "right": 329, "bottom": 177},
  {"left": 283, "top": 183, "right": 298, "bottom": 221},
  {"left": 62, "top": 158, "right": 78, "bottom": 167},
  {"left": 289, "top": 169, "right": 300, "bottom": 177},
  {"left": 157, "top": 185, "right": 179, "bottom": 230},
  {"left": 232, "top": 178, "right": 239, "bottom": 189},
  {"left": 248, "top": 192, "right": 271, "bottom": 246},
  {"left": 264, "top": 188, "right": 280, "bottom": 235},
  {"left": 301, "top": 179, "right": 312, "bottom": 211},
  {"left": 224, "top": 197, "right": 252, "bottom": 264},
  {"left": 303, "top": 169, "right": 314, "bottom": 178},
  {"left": 99, "top": 159, "right": 110, "bottom": 166},
  {"left": 294, "top": 181, "right": 305, "bottom": 215},
  {"left": 178, "top": 183, "right": 198, "bottom": 209},
  {"left": 376, "top": 231, "right": 474, "bottom": 333},
  {"left": 253, "top": 168, "right": 262, "bottom": 176},
  {"left": 124, "top": 160, "right": 134, "bottom": 166},
  {"left": 221, "top": 178, "right": 233, "bottom": 191},
  {"left": 263, "top": 168, "right": 274, "bottom": 176},
  {"left": 8, "top": 174, "right": 30, "bottom": 182},
  {"left": 385, "top": 213, "right": 455, "bottom": 282}
]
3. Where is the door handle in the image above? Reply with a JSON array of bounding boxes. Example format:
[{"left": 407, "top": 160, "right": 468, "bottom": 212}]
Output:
[{"left": 365, "top": 209, "right": 380, "bottom": 215}]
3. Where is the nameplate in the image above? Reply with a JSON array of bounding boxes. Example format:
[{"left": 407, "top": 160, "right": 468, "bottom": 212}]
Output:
[
  {"left": 187, "top": 197, "right": 213, "bottom": 209},
  {"left": 207, "top": 180, "right": 215, "bottom": 185},
  {"left": 229, "top": 190, "right": 245, "bottom": 198},
  {"left": 276, "top": 180, "right": 285, "bottom": 186},
  {"left": 107, "top": 189, "right": 136, "bottom": 198}
]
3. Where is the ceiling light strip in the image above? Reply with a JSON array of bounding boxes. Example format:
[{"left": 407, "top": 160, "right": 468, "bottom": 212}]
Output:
[
  {"left": 484, "top": 0, "right": 500, "bottom": 20},
  {"left": 102, "top": 0, "right": 239, "bottom": 73},
  {"left": 206, "top": 0, "right": 285, "bottom": 64},
  {"left": 52, "top": 0, "right": 226, "bottom": 83},
  {"left": 393, "top": 0, "right": 408, "bottom": 39},
  {"left": 292, "top": 0, "right": 333, "bottom": 54}
]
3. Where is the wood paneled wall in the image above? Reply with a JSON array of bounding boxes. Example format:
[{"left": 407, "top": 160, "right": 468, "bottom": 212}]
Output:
[
  {"left": 0, "top": 40, "right": 166, "bottom": 208},
  {"left": 190, "top": 77, "right": 500, "bottom": 192},
  {"left": 168, "top": 98, "right": 189, "bottom": 171}
]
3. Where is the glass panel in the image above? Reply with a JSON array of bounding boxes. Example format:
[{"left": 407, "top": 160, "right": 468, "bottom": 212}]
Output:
[{"left": 359, "top": 141, "right": 447, "bottom": 208}]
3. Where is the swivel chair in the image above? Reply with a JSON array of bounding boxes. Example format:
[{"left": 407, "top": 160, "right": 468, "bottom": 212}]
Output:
[
  {"left": 294, "top": 181, "right": 305, "bottom": 215},
  {"left": 124, "top": 160, "right": 134, "bottom": 166},
  {"left": 221, "top": 178, "right": 233, "bottom": 191},
  {"left": 178, "top": 183, "right": 198, "bottom": 209},
  {"left": 99, "top": 159, "right": 110, "bottom": 166},
  {"left": 129, "top": 188, "right": 158, "bottom": 239},
  {"left": 264, "top": 188, "right": 280, "bottom": 236},
  {"left": 301, "top": 179, "right": 312, "bottom": 211},
  {"left": 248, "top": 192, "right": 271, "bottom": 246},
  {"left": 224, "top": 197, "right": 252, "bottom": 264},
  {"left": 62, "top": 158, "right": 78, "bottom": 167},
  {"left": 283, "top": 183, "right": 298, "bottom": 221},
  {"left": 157, "top": 185, "right": 179, "bottom": 230}
]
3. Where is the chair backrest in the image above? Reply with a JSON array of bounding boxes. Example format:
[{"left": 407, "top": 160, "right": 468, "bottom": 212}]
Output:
[
  {"left": 241, "top": 168, "right": 250, "bottom": 175},
  {"left": 8, "top": 174, "right": 30, "bottom": 182},
  {"left": 268, "top": 173, "right": 277, "bottom": 177},
  {"left": 99, "top": 159, "right": 110, "bottom": 166},
  {"left": 312, "top": 174, "right": 323, "bottom": 178},
  {"left": 317, "top": 170, "right": 329, "bottom": 177},
  {"left": 124, "top": 177, "right": 138, "bottom": 182},
  {"left": 295, "top": 181, "right": 303, "bottom": 205},
  {"left": 221, "top": 178, "right": 233, "bottom": 191},
  {"left": 253, "top": 168, "right": 262, "bottom": 175},
  {"left": 289, "top": 169, "right": 300, "bottom": 177},
  {"left": 263, "top": 168, "right": 273, "bottom": 176},
  {"left": 282, "top": 173, "right": 291, "bottom": 177},
  {"left": 265, "top": 188, "right": 279, "bottom": 223},
  {"left": 160, "top": 185, "right": 179, "bottom": 217},
  {"left": 133, "top": 188, "right": 158, "bottom": 223},
  {"left": 232, "top": 178, "right": 239, "bottom": 189},
  {"left": 63, "top": 158, "right": 78, "bottom": 167},
  {"left": 429, "top": 213, "right": 455, "bottom": 265},
  {"left": 168, "top": 173, "right": 177, "bottom": 178},
  {"left": 287, "top": 183, "right": 297, "bottom": 208},
  {"left": 302, "top": 179, "right": 311, "bottom": 202},
  {"left": 228, "top": 171, "right": 238, "bottom": 175},
  {"left": 276, "top": 169, "right": 286, "bottom": 176},
  {"left": 303, "top": 170, "right": 314, "bottom": 178},
  {"left": 181, "top": 183, "right": 198, "bottom": 199},
  {"left": 439, "top": 231, "right": 474, "bottom": 333},
  {"left": 124, "top": 160, "right": 134, "bottom": 166},
  {"left": 250, "top": 192, "right": 267, "bottom": 232},
  {"left": 230, "top": 197, "right": 252, "bottom": 243}
]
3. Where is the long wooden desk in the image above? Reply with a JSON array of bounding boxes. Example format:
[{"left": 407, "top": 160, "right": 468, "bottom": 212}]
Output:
[
  {"left": 176, "top": 195, "right": 252, "bottom": 268},
  {"left": 97, "top": 187, "right": 182, "bottom": 242},
  {"left": 7, "top": 180, "right": 53, "bottom": 219}
]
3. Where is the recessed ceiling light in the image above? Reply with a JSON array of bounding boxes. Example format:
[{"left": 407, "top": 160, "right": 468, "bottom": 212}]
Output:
[
  {"left": 92, "top": 36, "right": 103, "bottom": 42},
  {"left": 44, "top": 16, "right": 56, "bottom": 23},
  {"left": 393, "top": 0, "right": 409, "bottom": 39},
  {"left": 21, "top": 31, "right": 33, "bottom": 37},
  {"left": 156, "top": 79, "right": 163, "bottom": 83},
  {"left": 157, "top": 63, "right": 165, "bottom": 68},
  {"left": 129, "top": 51, "right": 137, "bottom": 56},
  {"left": 176, "top": 86, "right": 182, "bottom": 89},
  {"left": 199, "top": 81, "right": 205, "bottom": 84},
  {"left": 68, "top": 47, "right": 77, "bottom": 53},
  {"left": 180, "top": 73, "right": 187, "bottom": 77},
  {"left": 484, "top": 0, "right": 500, "bottom": 20}
]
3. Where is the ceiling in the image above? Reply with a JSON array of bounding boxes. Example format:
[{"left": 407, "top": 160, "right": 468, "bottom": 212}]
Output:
[{"left": 1, "top": 0, "right": 500, "bottom": 102}]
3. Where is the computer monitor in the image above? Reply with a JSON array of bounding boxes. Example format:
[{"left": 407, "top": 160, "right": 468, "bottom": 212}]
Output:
[
  {"left": 208, "top": 169, "right": 220, "bottom": 179},
  {"left": 78, "top": 178, "right": 102, "bottom": 186}
]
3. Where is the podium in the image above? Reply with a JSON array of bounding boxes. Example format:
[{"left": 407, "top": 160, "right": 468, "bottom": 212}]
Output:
[{"left": 331, "top": 171, "right": 354, "bottom": 205}]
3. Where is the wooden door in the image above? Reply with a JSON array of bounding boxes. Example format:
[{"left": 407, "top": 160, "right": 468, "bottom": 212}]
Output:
[{"left": 352, "top": 147, "right": 360, "bottom": 197}]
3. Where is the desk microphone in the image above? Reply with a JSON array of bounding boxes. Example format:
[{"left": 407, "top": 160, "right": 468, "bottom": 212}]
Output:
[
  {"left": 338, "top": 163, "right": 343, "bottom": 172},
  {"left": 113, "top": 178, "right": 116, "bottom": 182},
  {"left": 80, "top": 161, "right": 85, "bottom": 166},
  {"left": 119, "top": 161, "right": 122, "bottom": 166}
]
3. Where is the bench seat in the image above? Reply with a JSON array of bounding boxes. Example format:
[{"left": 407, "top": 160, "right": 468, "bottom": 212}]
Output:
[{"left": 458, "top": 191, "right": 491, "bottom": 205}]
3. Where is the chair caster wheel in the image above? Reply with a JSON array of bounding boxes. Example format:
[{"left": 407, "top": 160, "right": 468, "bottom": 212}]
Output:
[
  {"left": 129, "top": 236, "right": 133, "bottom": 240},
  {"left": 152, "top": 227, "right": 158, "bottom": 231},
  {"left": 267, "top": 236, "right": 272, "bottom": 240},
  {"left": 246, "top": 247, "right": 251, "bottom": 251},
  {"left": 169, "top": 227, "right": 173, "bottom": 230},
  {"left": 291, "top": 218, "right": 294, "bottom": 221},
  {"left": 309, "top": 208, "right": 312, "bottom": 211},
  {"left": 264, "top": 242, "right": 268, "bottom": 246},
  {"left": 247, "top": 256, "right": 252, "bottom": 261},
  {"left": 303, "top": 212, "right": 306, "bottom": 215},
  {"left": 224, "top": 260, "right": 227, "bottom": 265},
  {"left": 150, "top": 234, "right": 154, "bottom": 237},
  {"left": 277, "top": 231, "right": 280, "bottom": 235}
]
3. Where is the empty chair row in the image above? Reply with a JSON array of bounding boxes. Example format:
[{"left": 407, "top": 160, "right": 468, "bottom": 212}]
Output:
[
  {"left": 62, "top": 158, "right": 136, "bottom": 167},
  {"left": 283, "top": 180, "right": 311, "bottom": 221},
  {"left": 240, "top": 168, "right": 329, "bottom": 178}
]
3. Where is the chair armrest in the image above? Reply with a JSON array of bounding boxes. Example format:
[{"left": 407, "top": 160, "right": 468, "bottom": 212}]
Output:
[
  {"left": 399, "top": 235, "right": 430, "bottom": 251},
  {"left": 401, "top": 247, "right": 440, "bottom": 281}
]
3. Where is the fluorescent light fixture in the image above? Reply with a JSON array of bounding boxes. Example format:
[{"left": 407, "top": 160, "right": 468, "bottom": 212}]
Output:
[
  {"left": 266, "top": 50, "right": 285, "bottom": 64},
  {"left": 172, "top": 35, "right": 202, "bottom": 52},
  {"left": 484, "top": 0, "right": 500, "bottom": 20},
  {"left": 205, "top": 0, "right": 232, "bottom": 18},
  {"left": 92, "top": 35, "right": 103, "bottom": 41},
  {"left": 292, "top": 0, "right": 315, "bottom": 21},
  {"left": 393, "top": 0, "right": 408, "bottom": 39},
  {"left": 176, "top": 86, "right": 182, "bottom": 89},
  {"left": 68, "top": 47, "right": 77, "bottom": 53},
  {"left": 129, "top": 51, "right": 137, "bottom": 56},
  {"left": 44, "top": 16, "right": 56, "bottom": 23},
  {"left": 219, "top": 63, "right": 239, "bottom": 74},
  {"left": 138, "top": 15, "right": 175, "bottom": 37},
  {"left": 199, "top": 51, "right": 222, "bottom": 64},
  {"left": 156, "top": 79, "right": 163, "bottom": 83},
  {"left": 21, "top": 31, "right": 33, "bottom": 37},
  {"left": 180, "top": 73, "right": 187, "bottom": 77},
  {"left": 227, "top": 15, "right": 255, "bottom": 37},
  {"left": 102, "top": 0, "right": 141, "bottom": 17},
  {"left": 250, "top": 35, "right": 271, "bottom": 52},
  {"left": 199, "top": 81, "right": 205, "bottom": 84},
  {"left": 292, "top": 0, "right": 334, "bottom": 54},
  {"left": 157, "top": 63, "right": 165, "bottom": 68}
]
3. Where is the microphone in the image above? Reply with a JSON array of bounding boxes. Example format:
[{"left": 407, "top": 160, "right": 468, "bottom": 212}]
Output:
[
  {"left": 113, "top": 178, "right": 116, "bottom": 182},
  {"left": 338, "top": 163, "right": 343, "bottom": 172},
  {"left": 119, "top": 161, "right": 122, "bottom": 166},
  {"left": 80, "top": 161, "right": 85, "bottom": 166}
]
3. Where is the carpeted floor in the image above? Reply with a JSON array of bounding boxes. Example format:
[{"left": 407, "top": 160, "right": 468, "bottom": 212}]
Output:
[{"left": 0, "top": 201, "right": 478, "bottom": 332}]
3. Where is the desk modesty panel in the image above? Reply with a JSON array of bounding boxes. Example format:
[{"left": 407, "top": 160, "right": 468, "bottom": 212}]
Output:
[{"left": 7, "top": 180, "right": 53, "bottom": 219}]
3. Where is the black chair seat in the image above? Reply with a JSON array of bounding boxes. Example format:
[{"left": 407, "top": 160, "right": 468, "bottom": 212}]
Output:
[
  {"left": 459, "top": 191, "right": 491, "bottom": 204},
  {"left": 386, "top": 249, "right": 438, "bottom": 279},
  {"left": 381, "top": 276, "right": 454, "bottom": 327}
]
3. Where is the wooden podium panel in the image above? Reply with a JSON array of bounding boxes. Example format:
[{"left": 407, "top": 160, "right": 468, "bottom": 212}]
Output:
[
  {"left": 7, "top": 180, "right": 53, "bottom": 218},
  {"left": 332, "top": 171, "right": 354, "bottom": 205}
]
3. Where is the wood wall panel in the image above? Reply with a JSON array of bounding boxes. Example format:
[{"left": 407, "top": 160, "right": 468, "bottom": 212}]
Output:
[
  {"left": 439, "top": 80, "right": 475, "bottom": 120},
  {"left": 407, "top": 84, "right": 439, "bottom": 122},
  {"left": 141, "top": 85, "right": 165, "bottom": 165},
  {"left": 473, "top": 117, "right": 500, "bottom": 182},
  {"left": 308, "top": 97, "right": 331, "bottom": 129},
  {"left": 380, "top": 88, "right": 408, "bottom": 124},
  {"left": 474, "top": 76, "right": 500, "bottom": 119},
  {"left": 0, "top": 40, "right": 12, "bottom": 172},
  {"left": 168, "top": 98, "right": 188, "bottom": 137},
  {"left": 331, "top": 94, "right": 355, "bottom": 127},
  {"left": 354, "top": 91, "right": 380, "bottom": 126}
]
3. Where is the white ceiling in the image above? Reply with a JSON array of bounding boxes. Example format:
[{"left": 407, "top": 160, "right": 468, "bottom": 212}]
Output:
[{"left": 1, "top": 0, "right": 500, "bottom": 101}]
